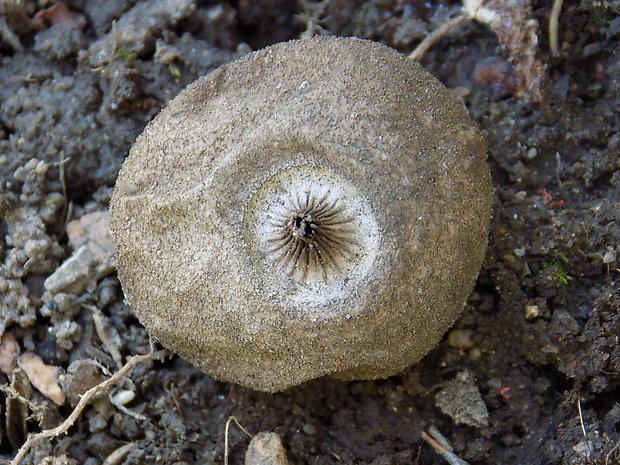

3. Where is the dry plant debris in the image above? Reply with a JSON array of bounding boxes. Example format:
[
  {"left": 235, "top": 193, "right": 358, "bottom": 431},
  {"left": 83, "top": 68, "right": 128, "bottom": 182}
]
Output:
[
  {"left": 411, "top": 0, "right": 548, "bottom": 103},
  {"left": 33, "top": 1, "right": 87, "bottom": 30},
  {"left": 484, "top": 0, "right": 547, "bottom": 103},
  {"left": 422, "top": 426, "right": 471, "bottom": 465},
  {"left": 409, "top": 15, "right": 468, "bottom": 61},
  {"left": 2, "top": 350, "right": 167, "bottom": 465},
  {"left": 0, "top": 333, "right": 19, "bottom": 375},
  {"left": 549, "top": 0, "right": 564, "bottom": 56},
  {"left": 16, "top": 353, "right": 65, "bottom": 406},
  {"left": 224, "top": 417, "right": 252, "bottom": 465}
]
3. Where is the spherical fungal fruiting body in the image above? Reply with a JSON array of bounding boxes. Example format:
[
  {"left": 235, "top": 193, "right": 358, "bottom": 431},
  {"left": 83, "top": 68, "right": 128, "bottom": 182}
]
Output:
[{"left": 110, "top": 36, "right": 492, "bottom": 392}]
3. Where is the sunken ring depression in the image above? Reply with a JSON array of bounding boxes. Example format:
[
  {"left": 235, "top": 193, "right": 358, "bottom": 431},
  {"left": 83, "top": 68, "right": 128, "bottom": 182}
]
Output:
[{"left": 245, "top": 165, "right": 382, "bottom": 311}]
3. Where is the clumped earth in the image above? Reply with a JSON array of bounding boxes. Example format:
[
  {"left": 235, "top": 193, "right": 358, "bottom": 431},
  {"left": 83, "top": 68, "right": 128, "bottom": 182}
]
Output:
[{"left": 0, "top": 1, "right": 618, "bottom": 465}]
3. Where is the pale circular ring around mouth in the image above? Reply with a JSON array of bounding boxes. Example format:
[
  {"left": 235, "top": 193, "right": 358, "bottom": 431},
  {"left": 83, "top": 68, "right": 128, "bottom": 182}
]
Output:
[{"left": 246, "top": 165, "right": 382, "bottom": 306}]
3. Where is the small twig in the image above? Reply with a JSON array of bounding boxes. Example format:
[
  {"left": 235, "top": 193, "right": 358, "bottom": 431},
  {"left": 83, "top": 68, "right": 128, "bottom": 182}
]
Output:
[
  {"left": 0, "top": 384, "right": 32, "bottom": 409},
  {"left": 83, "top": 304, "right": 123, "bottom": 368},
  {"left": 422, "top": 426, "right": 470, "bottom": 465},
  {"left": 102, "top": 442, "right": 138, "bottom": 465},
  {"left": 80, "top": 358, "right": 113, "bottom": 377},
  {"left": 577, "top": 399, "right": 593, "bottom": 458},
  {"left": 555, "top": 152, "right": 564, "bottom": 189},
  {"left": 409, "top": 15, "right": 468, "bottom": 61},
  {"left": 109, "top": 20, "right": 120, "bottom": 62},
  {"left": 163, "top": 381, "right": 184, "bottom": 419},
  {"left": 6, "top": 350, "right": 167, "bottom": 465},
  {"left": 224, "top": 416, "right": 252, "bottom": 465},
  {"left": 109, "top": 388, "right": 147, "bottom": 422},
  {"left": 410, "top": 0, "right": 501, "bottom": 61},
  {"left": 414, "top": 445, "right": 422, "bottom": 464},
  {"left": 329, "top": 449, "right": 341, "bottom": 461},
  {"left": 54, "top": 156, "right": 72, "bottom": 167},
  {"left": 56, "top": 153, "right": 71, "bottom": 229},
  {"left": 298, "top": 0, "right": 330, "bottom": 39},
  {"left": 0, "top": 16, "right": 24, "bottom": 53},
  {"left": 606, "top": 440, "right": 620, "bottom": 465},
  {"left": 549, "top": 0, "right": 564, "bottom": 56}
]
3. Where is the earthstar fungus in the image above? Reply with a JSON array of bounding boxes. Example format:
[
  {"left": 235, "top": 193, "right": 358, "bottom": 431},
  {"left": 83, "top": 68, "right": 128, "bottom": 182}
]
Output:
[{"left": 110, "top": 36, "right": 492, "bottom": 392}]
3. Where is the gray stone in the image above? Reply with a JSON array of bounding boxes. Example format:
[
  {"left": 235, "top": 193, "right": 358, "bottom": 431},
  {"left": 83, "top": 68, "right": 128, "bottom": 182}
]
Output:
[
  {"left": 245, "top": 432, "right": 289, "bottom": 465},
  {"left": 44, "top": 245, "right": 95, "bottom": 295},
  {"left": 86, "top": 0, "right": 195, "bottom": 67},
  {"left": 435, "top": 371, "right": 490, "bottom": 428},
  {"left": 609, "top": 17, "right": 620, "bottom": 37}
]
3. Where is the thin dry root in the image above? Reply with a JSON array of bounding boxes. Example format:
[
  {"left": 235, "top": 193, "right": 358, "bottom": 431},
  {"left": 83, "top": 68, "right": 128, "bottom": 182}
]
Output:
[
  {"left": 409, "top": 15, "right": 468, "bottom": 61},
  {"left": 549, "top": 0, "right": 564, "bottom": 56},
  {"left": 4, "top": 349, "right": 167, "bottom": 465},
  {"left": 577, "top": 399, "right": 593, "bottom": 458},
  {"left": 422, "top": 426, "right": 471, "bottom": 465},
  {"left": 224, "top": 416, "right": 253, "bottom": 465}
]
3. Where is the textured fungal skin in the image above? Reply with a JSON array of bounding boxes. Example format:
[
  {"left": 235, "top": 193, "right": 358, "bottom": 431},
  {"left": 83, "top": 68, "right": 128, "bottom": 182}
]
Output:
[{"left": 110, "top": 36, "right": 492, "bottom": 392}]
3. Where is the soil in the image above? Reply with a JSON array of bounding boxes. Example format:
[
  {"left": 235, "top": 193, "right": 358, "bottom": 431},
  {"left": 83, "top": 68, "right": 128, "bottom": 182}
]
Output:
[{"left": 0, "top": 1, "right": 619, "bottom": 465}]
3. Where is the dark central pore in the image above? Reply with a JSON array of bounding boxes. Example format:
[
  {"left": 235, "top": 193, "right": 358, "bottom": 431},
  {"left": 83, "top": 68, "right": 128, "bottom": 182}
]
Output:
[
  {"left": 266, "top": 191, "right": 359, "bottom": 281},
  {"left": 293, "top": 215, "right": 314, "bottom": 240}
]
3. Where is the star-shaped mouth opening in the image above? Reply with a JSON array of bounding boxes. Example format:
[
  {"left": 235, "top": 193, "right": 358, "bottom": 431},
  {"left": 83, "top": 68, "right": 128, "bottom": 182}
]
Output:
[{"left": 265, "top": 189, "right": 359, "bottom": 282}]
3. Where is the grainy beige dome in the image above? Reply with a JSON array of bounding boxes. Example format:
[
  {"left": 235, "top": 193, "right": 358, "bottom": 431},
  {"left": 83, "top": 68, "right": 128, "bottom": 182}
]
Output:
[{"left": 110, "top": 36, "right": 492, "bottom": 392}]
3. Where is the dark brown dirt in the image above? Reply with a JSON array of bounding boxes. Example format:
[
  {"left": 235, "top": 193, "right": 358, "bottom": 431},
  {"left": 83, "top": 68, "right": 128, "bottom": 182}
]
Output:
[{"left": 0, "top": 1, "right": 618, "bottom": 465}]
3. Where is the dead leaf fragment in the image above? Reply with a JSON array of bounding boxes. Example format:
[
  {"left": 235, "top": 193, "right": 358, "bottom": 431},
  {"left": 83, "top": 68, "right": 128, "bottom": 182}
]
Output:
[
  {"left": 17, "top": 352, "right": 66, "bottom": 405},
  {"left": 485, "top": 0, "right": 547, "bottom": 103},
  {"left": 33, "top": 1, "right": 87, "bottom": 30},
  {"left": 7, "top": 368, "right": 31, "bottom": 449},
  {"left": 0, "top": 332, "right": 20, "bottom": 374}
]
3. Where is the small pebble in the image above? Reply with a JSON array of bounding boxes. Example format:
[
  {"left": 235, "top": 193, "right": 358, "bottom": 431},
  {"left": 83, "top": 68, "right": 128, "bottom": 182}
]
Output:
[
  {"left": 473, "top": 56, "right": 516, "bottom": 99},
  {"left": 609, "top": 17, "right": 620, "bottom": 37},
  {"left": 468, "top": 346, "right": 482, "bottom": 361},
  {"left": 524, "top": 304, "right": 540, "bottom": 319},
  {"left": 43, "top": 245, "right": 96, "bottom": 295},
  {"left": 61, "top": 360, "right": 104, "bottom": 406},
  {"left": 113, "top": 390, "right": 136, "bottom": 406},
  {"left": 50, "top": 320, "right": 83, "bottom": 350},
  {"left": 66, "top": 211, "right": 114, "bottom": 263},
  {"left": 24, "top": 238, "right": 50, "bottom": 258},
  {"left": 582, "top": 42, "right": 602, "bottom": 58},
  {"left": 447, "top": 329, "right": 475, "bottom": 350},
  {"left": 541, "top": 343, "right": 559, "bottom": 354},
  {"left": 97, "top": 278, "right": 118, "bottom": 308},
  {"left": 245, "top": 432, "right": 289, "bottom": 465},
  {"left": 602, "top": 246, "right": 616, "bottom": 264},
  {"left": 89, "top": 414, "right": 108, "bottom": 433},
  {"left": 302, "top": 424, "right": 316, "bottom": 435}
]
